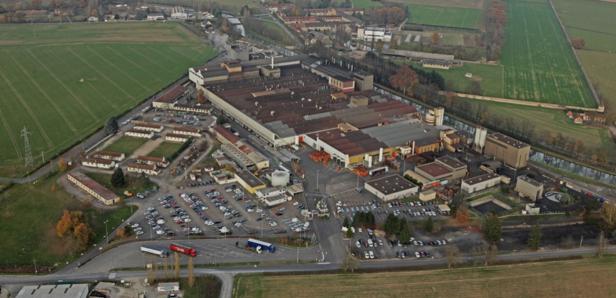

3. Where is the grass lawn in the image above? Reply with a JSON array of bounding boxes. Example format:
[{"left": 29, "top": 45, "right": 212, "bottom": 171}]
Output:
[
  {"left": 352, "top": 0, "right": 383, "bottom": 8},
  {"left": 407, "top": 4, "right": 482, "bottom": 30},
  {"left": 389, "top": 0, "right": 483, "bottom": 9},
  {"left": 86, "top": 172, "right": 158, "bottom": 197},
  {"left": 181, "top": 276, "right": 222, "bottom": 298},
  {"left": 0, "top": 22, "right": 216, "bottom": 177},
  {"left": 0, "top": 173, "right": 135, "bottom": 271},
  {"left": 104, "top": 136, "right": 149, "bottom": 156},
  {"left": 233, "top": 256, "right": 616, "bottom": 297},
  {"left": 148, "top": 141, "right": 186, "bottom": 160},
  {"left": 463, "top": 99, "right": 616, "bottom": 153},
  {"left": 245, "top": 18, "right": 296, "bottom": 47},
  {"left": 426, "top": 63, "right": 504, "bottom": 97}
]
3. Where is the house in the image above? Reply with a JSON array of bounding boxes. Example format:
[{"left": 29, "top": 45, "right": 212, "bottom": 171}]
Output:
[
  {"left": 136, "top": 156, "right": 169, "bottom": 168},
  {"left": 147, "top": 14, "right": 165, "bottom": 21},
  {"left": 81, "top": 157, "right": 116, "bottom": 170},
  {"left": 364, "top": 174, "right": 419, "bottom": 201},
  {"left": 133, "top": 121, "right": 164, "bottom": 133},
  {"left": 126, "top": 162, "right": 160, "bottom": 176},
  {"left": 91, "top": 151, "right": 125, "bottom": 162},
  {"left": 67, "top": 172, "right": 120, "bottom": 205},
  {"left": 165, "top": 133, "right": 190, "bottom": 143},
  {"left": 125, "top": 129, "right": 154, "bottom": 139},
  {"left": 172, "top": 126, "right": 201, "bottom": 138},
  {"left": 461, "top": 172, "right": 501, "bottom": 194},
  {"left": 515, "top": 176, "right": 544, "bottom": 201}
]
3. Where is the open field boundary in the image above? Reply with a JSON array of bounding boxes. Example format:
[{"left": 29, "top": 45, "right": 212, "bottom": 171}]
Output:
[
  {"left": 448, "top": 91, "right": 605, "bottom": 112},
  {"left": 547, "top": 0, "right": 603, "bottom": 111}
]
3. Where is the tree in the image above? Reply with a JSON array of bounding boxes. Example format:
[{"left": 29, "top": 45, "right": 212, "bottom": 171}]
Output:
[
  {"left": 116, "top": 225, "right": 133, "bottom": 238},
  {"left": 111, "top": 167, "right": 126, "bottom": 188},
  {"left": 343, "top": 217, "right": 351, "bottom": 228},
  {"left": 389, "top": 65, "right": 419, "bottom": 96},
  {"left": 600, "top": 202, "right": 616, "bottom": 233},
  {"left": 384, "top": 213, "right": 400, "bottom": 236},
  {"left": 342, "top": 251, "right": 358, "bottom": 273},
  {"left": 455, "top": 205, "right": 470, "bottom": 225},
  {"left": 398, "top": 220, "right": 411, "bottom": 244},
  {"left": 55, "top": 210, "right": 72, "bottom": 237},
  {"left": 73, "top": 222, "right": 91, "bottom": 250},
  {"left": 482, "top": 214, "right": 502, "bottom": 245},
  {"left": 423, "top": 217, "right": 434, "bottom": 233},
  {"left": 527, "top": 224, "right": 542, "bottom": 251},
  {"left": 57, "top": 157, "right": 69, "bottom": 172},
  {"left": 467, "top": 80, "right": 482, "bottom": 95},
  {"left": 104, "top": 117, "right": 119, "bottom": 135},
  {"left": 196, "top": 89, "right": 206, "bottom": 104},
  {"left": 485, "top": 244, "right": 498, "bottom": 266},
  {"left": 445, "top": 245, "right": 460, "bottom": 269},
  {"left": 431, "top": 32, "right": 440, "bottom": 45},
  {"left": 571, "top": 38, "right": 585, "bottom": 50}
]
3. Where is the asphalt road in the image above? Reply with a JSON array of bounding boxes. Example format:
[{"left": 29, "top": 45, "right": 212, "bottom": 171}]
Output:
[{"left": 2, "top": 245, "right": 616, "bottom": 298}]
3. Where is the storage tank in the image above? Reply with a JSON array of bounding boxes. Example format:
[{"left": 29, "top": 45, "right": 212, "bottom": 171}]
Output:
[{"left": 271, "top": 170, "right": 290, "bottom": 187}]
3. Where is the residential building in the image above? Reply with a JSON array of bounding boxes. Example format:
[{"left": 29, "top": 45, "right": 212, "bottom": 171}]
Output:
[
  {"left": 356, "top": 26, "right": 392, "bottom": 43},
  {"left": 91, "top": 150, "right": 125, "bottom": 162},
  {"left": 81, "top": 157, "right": 116, "bottom": 170},
  {"left": 165, "top": 133, "right": 190, "bottom": 143},
  {"left": 515, "top": 176, "right": 544, "bottom": 201},
  {"left": 364, "top": 174, "right": 419, "bottom": 201},
  {"left": 126, "top": 162, "right": 160, "bottom": 176},
  {"left": 172, "top": 126, "right": 201, "bottom": 138},
  {"left": 461, "top": 172, "right": 501, "bottom": 194},
  {"left": 136, "top": 156, "right": 169, "bottom": 168},
  {"left": 133, "top": 121, "right": 164, "bottom": 133},
  {"left": 147, "top": 14, "right": 165, "bottom": 21},
  {"left": 67, "top": 172, "right": 120, "bottom": 205},
  {"left": 484, "top": 133, "right": 531, "bottom": 169},
  {"left": 125, "top": 129, "right": 154, "bottom": 139}
]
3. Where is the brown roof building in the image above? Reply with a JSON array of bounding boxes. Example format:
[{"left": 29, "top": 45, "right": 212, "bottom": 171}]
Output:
[{"left": 484, "top": 133, "right": 531, "bottom": 169}]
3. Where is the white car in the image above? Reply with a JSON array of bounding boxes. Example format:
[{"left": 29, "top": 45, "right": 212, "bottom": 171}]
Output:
[
  {"left": 155, "top": 229, "right": 165, "bottom": 235},
  {"left": 364, "top": 251, "right": 370, "bottom": 259},
  {"left": 369, "top": 251, "right": 375, "bottom": 259},
  {"left": 156, "top": 219, "right": 165, "bottom": 225}
]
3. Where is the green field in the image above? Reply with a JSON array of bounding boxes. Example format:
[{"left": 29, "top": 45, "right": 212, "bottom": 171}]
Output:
[
  {"left": 352, "top": 0, "right": 383, "bottom": 8},
  {"left": 0, "top": 173, "right": 134, "bottom": 270},
  {"left": 0, "top": 22, "right": 216, "bottom": 177},
  {"left": 429, "top": 63, "right": 504, "bottom": 97},
  {"left": 407, "top": 4, "right": 482, "bottom": 30},
  {"left": 104, "top": 136, "right": 149, "bottom": 156},
  {"left": 148, "top": 141, "right": 185, "bottom": 160},
  {"left": 234, "top": 257, "right": 616, "bottom": 298},
  {"left": 553, "top": 0, "right": 616, "bottom": 121},
  {"left": 499, "top": 0, "right": 595, "bottom": 107}
]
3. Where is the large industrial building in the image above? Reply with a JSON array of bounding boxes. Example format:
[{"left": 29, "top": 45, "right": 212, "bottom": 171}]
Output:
[
  {"left": 67, "top": 172, "right": 120, "bottom": 205},
  {"left": 364, "top": 174, "right": 419, "bottom": 201},
  {"left": 194, "top": 56, "right": 451, "bottom": 169},
  {"left": 484, "top": 133, "right": 531, "bottom": 169}
]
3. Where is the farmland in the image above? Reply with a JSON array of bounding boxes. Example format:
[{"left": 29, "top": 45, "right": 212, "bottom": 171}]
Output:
[
  {"left": 407, "top": 4, "right": 482, "bottom": 30},
  {"left": 0, "top": 22, "right": 216, "bottom": 177},
  {"left": 553, "top": 0, "right": 616, "bottom": 121},
  {"left": 233, "top": 257, "right": 616, "bottom": 298},
  {"left": 499, "top": 0, "right": 595, "bottom": 107}
]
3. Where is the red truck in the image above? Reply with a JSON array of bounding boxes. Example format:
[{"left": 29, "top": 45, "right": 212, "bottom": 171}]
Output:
[{"left": 169, "top": 243, "right": 197, "bottom": 257}]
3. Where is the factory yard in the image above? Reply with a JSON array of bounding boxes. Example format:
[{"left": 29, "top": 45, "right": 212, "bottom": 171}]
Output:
[{"left": 0, "top": 22, "right": 216, "bottom": 177}]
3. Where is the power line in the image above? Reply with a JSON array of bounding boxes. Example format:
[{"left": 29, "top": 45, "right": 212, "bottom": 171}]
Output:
[{"left": 21, "top": 126, "right": 34, "bottom": 169}]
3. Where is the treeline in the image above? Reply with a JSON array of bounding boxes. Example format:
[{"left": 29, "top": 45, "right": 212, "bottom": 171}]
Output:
[{"left": 363, "top": 6, "right": 407, "bottom": 26}]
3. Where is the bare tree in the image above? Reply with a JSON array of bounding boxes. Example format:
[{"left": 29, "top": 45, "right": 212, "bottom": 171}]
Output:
[
  {"left": 445, "top": 245, "right": 460, "bottom": 269},
  {"left": 485, "top": 244, "right": 498, "bottom": 266},
  {"left": 342, "top": 250, "right": 358, "bottom": 273},
  {"left": 174, "top": 252, "right": 180, "bottom": 279},
  {"left": 188, "top": 256, "right": 195, "bottom": 287}
]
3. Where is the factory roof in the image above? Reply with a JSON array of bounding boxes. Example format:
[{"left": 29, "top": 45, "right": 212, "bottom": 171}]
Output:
[
  {"left": 235, "top": 170, "right": 265, "bottom": 188},
  {"left": 488, "top": 133, "right": 530, "bottom": 149},
  {"left": 463, "top": 172, "right": 501, "bottom": 185},
  {"left": 436, "top": 156, "right": 466, "bottom": 170},
  {"left": 314, "top": 129, "right": 387, "bottom": 156},
  {"left": 366, "top": 174, "right": 418, "bottom": 195},
  {"left": 361, "top": 120, "right": 441, "bottom": 147},
  {"left": 517, "top": 175, "right": 543, "bottom": 187},
  {"left": 415, "top": 162, "right": 452, "bottom": 179},
  {"left": 16, "top": 283, "right": 89, "bottom": 298}
]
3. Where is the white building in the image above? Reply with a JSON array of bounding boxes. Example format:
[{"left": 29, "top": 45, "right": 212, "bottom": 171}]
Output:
[
  {"left": 67, "top": 172, "right": 120, "bottom": 205},
  {"left": 165, "top": 133, "right": 190, "bottom": 143},
  {"left": 133, "top": 122, "right": 164, "bottom": 133},
  {"left": 364, "top": 174, "right": 419, "bottom": 202},
  {"left": 125, "top": 129, "right": 154, "bottom": 139},
  {"left": 91, "top": 150, "right": 125, "bottom": 162},
  {"left": 356, "top": 27, "right": 392, "bottom": 43},
  {"left": 81, "top": 157, "right": 116, "bottom": 170},
  {"left": 17, "top": 283, "right": 89, "bottom": 298},
  {"left": 147, "top": 14, "right": 165, "bottom": 21},
  {"left": 126, "top": 163, "right": 160, "bottom": 176},
  {"left": 461, "top": 172, "right": 502, "bottom": 194},
  {"left": 170, "top": 6, "right": 188, "bottom": 20}
]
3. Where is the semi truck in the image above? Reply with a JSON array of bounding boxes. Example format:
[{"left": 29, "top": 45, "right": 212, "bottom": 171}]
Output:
[
  {"left": 246, "top": 238, "right": 276, "bottom": 253},
  {"left": 140, "top": 246, "right": 169, "bottom": 258},
  {"left": 169, "top": 243, "right": 197, "bottom": 257}
]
